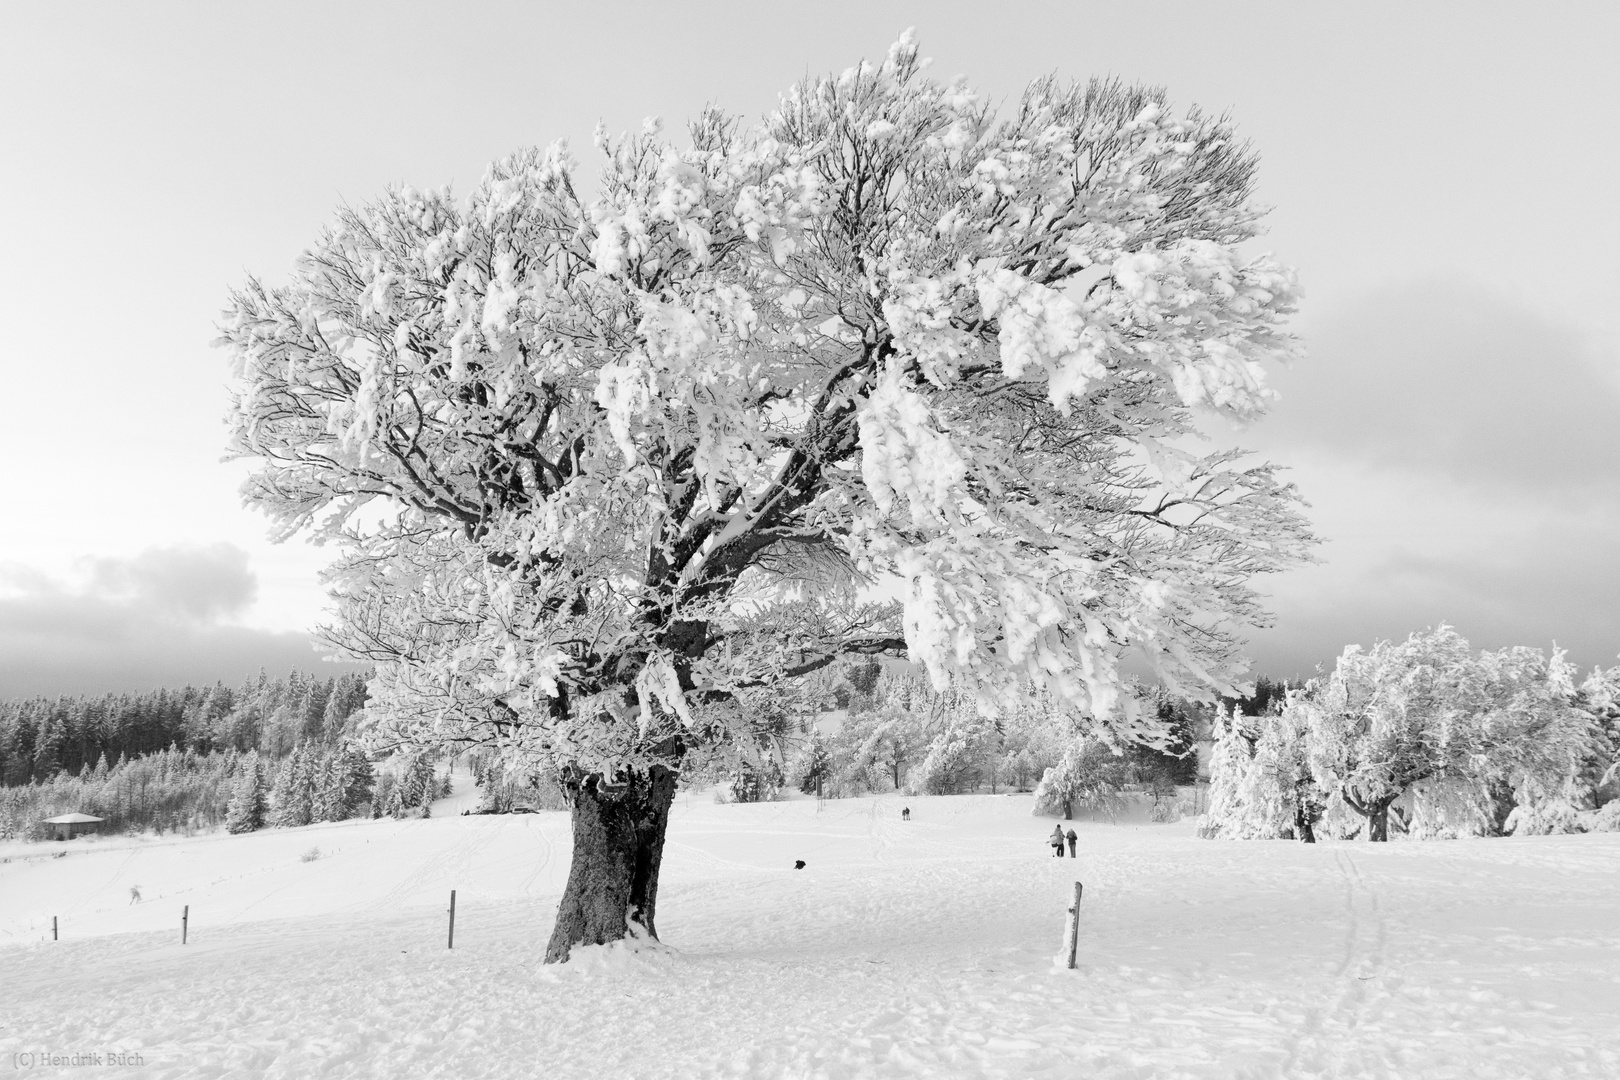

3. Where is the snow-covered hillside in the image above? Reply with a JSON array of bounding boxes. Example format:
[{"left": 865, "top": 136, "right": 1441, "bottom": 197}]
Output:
[{"left": 2, "top": 792, "right": 1616, "bottom": 1078}]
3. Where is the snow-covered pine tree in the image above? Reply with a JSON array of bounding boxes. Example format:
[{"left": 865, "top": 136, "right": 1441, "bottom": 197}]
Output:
[
  {"left": 1198, "top": 708, "right": 1254, "bottom": 838},
  {"left": 270, "top": 743, "right": 316, "bottom": 828},
  {"left": 1231, "top": 720, "right": 1293, "bottom": 839},
  {"left": 312, "top": 751, "right": 347, "bottom": 823},
  {"left": 267, "top": 752, "right": 296, "bottom": 826},
  {"left": 371, "top": 771, "right": 396, "bottom": 818},
  {"left": 383, "top": 777, "right": 407, "bottom": 820},
  {"left": 397, "top": 754, "right": 436, "bottom": 810},
  {"left": 225, "top": 751, "right": 268, "bottom": 833},
  {"left": 338, "top": 744, "right": 375, "bottom": 817},
  {"left": 220, "top": 35, "right": 1314, "bottom": 960}
]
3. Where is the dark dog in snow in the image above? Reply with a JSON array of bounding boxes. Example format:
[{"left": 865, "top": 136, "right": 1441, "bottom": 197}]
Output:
[{"left": 794, "top": 860, "right": 805, "bottom": 869}]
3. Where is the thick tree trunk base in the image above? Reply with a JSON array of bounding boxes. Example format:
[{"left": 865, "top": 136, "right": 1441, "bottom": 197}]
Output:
[
  {"left": 1367, "top": 800, "right": 1393, "bottom": 842},
  {"left": 544, "top": 765, "right": 678, "bottom": 964}
]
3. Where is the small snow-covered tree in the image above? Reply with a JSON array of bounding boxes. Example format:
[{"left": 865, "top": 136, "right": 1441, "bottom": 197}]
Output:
[
  {"left": 788, "top": 730, "right": 834, "bottom": 795},
  {"left": 1578, "top": 664, "right": 1620, "bottom": 830},
  {"left": 1033, "top": 737, "right": 1131, "bottom": 820},
  {"left": 220, "top": 36, "right": 1312, "bottom": 960},
  {"left": 912, "top": 722, "right": 988, "bottom": 795},
  {"left": 371, "top": 771, "right": 397, "bottom": 818},
  {"left": 269, "top": 744, "right": 316, "bottom": 828},
  {"left": 225, "top": 751, "right": 268, "bottom": 834},
  {"left": 397, "top": 753, "right": 437, "bottom": 810},
  {"left": 838, "top": 680, "right": 931, "bottom": 792},
  {"left": 337, "top": 744, "right": 376, "bottom": 817},
  {"left": 311, "top": 752, "right": 345, "bottom": 823},
  {"left": 1202, "top": 696, "right": 1326, "bottom": 841},
  {"left": 1197, "top": 708, "right": 1253, "bottom": 838},
  {"left": 1476, "top": 646, "right": 1603, "bottom": 836}
]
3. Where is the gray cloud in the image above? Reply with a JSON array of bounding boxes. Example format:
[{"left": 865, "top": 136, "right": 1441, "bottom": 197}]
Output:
[
  {"left": 1258, "top": 279, "right": 1620, "bottom": 496},
  {"left": 83, "top": 543, "right": 257, "bottom": 623},
  {"left": 0, "top": 546, "right": 365, "bottom": 698},
  {"left": 1245, "top": 521, "right": 1620, "bottom": 680}
]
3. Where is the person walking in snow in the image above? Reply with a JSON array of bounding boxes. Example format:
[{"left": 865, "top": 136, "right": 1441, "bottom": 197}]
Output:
[
  {"left": 1050, "top": 823, "right": 1065, "bottom": 857},
  {"left": 128, "top": 886, "right": 141, "bottom": 904},
  {"left": 902, "top": 807, "right": 910, "bottom": 821},
  {"left": 1065, "top": 827, "right": 1077, "bottom": 858}
]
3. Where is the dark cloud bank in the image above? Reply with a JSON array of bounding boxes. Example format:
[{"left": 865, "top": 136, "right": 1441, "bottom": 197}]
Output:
[{"left": 0, "top": 544, "right": 365, "bottom": 700}]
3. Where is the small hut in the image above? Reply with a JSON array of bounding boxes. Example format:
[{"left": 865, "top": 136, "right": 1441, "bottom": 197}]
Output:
[{"left": 44, "top": 813, "right": 104, "bottom": 841}]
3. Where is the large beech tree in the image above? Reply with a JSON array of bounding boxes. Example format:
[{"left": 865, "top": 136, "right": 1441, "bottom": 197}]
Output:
[{"left": 220, "top": 35, "right": 1313, "bottom": 961}]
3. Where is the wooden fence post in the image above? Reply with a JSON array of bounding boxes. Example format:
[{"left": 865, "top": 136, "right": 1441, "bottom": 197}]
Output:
[
  {"left": 447, "top": 890, "right": 456, "bottom": 949},
  {"left": 182, "top": 905, "right": 189, "bottom": 945},
  {"left": 53, "top": 916, "right": 58, "bottom": 941},
  {"left": 1066, "top": 881, "right": 1083, "bottom": 970}
]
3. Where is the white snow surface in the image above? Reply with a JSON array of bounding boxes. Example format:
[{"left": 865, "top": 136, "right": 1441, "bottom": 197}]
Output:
[{"left": 2, "top": 790, "right": 1617, "bottom": 1079}]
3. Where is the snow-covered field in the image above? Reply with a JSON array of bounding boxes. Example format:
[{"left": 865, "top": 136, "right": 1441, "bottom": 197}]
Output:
[{"left": 2, "top": 787, "right": 1617, "bottom": 1080}]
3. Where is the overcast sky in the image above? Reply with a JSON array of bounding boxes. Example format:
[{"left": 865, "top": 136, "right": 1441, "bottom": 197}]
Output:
[{"left": 1, "top": 1, "right": 1616, "bottom": 698}]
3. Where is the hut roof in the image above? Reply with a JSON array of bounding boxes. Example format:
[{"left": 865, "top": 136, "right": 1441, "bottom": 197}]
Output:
[{"left": 43, "top": 813, "right": 104, "bottom": 824}]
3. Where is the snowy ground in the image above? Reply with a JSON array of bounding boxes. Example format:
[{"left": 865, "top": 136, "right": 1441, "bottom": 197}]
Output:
[{"left": 2, "top": 786, "right": 1617, "bottom": 1079}]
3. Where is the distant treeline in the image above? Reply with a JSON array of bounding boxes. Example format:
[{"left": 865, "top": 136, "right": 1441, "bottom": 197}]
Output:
[
  {"left": 0, "top": 668, "right": 370, "bottom": 787},
  {"left": 0, "top": 745, "right": 239, "bottom": 841},
  {"left": 0, "top": 739, "right": 451, "bottom": 843}
]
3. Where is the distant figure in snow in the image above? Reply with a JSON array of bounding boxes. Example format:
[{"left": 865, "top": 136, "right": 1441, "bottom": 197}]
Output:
[
  {"left": 1050, "top": 824, "right": 1066, "bottom": 857},
  {"left": 902, "top": 807, "right": 910, "bottom": 821},
  {"left": 794, "top": 860, "right": 806, "bottom": 870},
  {"left": 128, "top": 886, "right": 141, "bottom": 904},
  {"left": 1065, "top": 828, "right": 1077, "bottom": 858}
]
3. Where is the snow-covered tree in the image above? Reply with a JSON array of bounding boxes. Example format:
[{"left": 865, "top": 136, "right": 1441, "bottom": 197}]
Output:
[
  {"left": 397, "top": 753, "right": 437, "bottom": 811},
  {"left": 787, "top": 730, "right": 834, "bottom": 795},
  {"left": 269, "top": 743, "right": 316, "bottom": 828},
  {"left": 1033, "top": 737, "right": 1131, "bottom": 820},
  {"left": 225, "top": 751, "right": 268, "bottom": 834},
  {"left": 836, "top": 669, "right": 938, "bottom": 791},
  {"left": 1197, "top": 707, "right": 1254, "bottom": 838},
  {"left": 912, "top": 722, "right": 989, "bottom": 795},
  {"left": 311, "top": 751, "right": 345, "bottom": 822},
  {"left": 1476, "top": 646, "right": 1603, "bottom": 836},
  {"left": 219, "top": 36, "right": 1312, "bottom": 960},
  {"left": 1295, "top": 627, "right": 1479, "bottom": 841},
  {"left": 337, "top": 744, "right": 376, "bottom": 817},
  {"left": 1294, "top": 628, "right": 1601, "bottom": 841},
  {"left": 371, "top": 771, "right": 397, "bottom": 818}
]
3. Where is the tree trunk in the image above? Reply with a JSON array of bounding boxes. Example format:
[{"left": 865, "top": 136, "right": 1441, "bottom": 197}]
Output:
[
  {"left": 1295, "top": 784, "right": 1322, "bottom": 844},
  {"left": 544, "top": 765, "right": 679, "bottom": 964},
  {"left": 1343, "top": 791, "right": 1395, "bottom": 843},
  {"left": 1367, "top": 797, "right": 1393, "bottom": 842}
]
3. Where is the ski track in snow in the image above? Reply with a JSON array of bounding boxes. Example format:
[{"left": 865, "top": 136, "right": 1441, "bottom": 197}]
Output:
[{"left": 1, "top": 792, "right": 1617, "bottom": 1079}]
